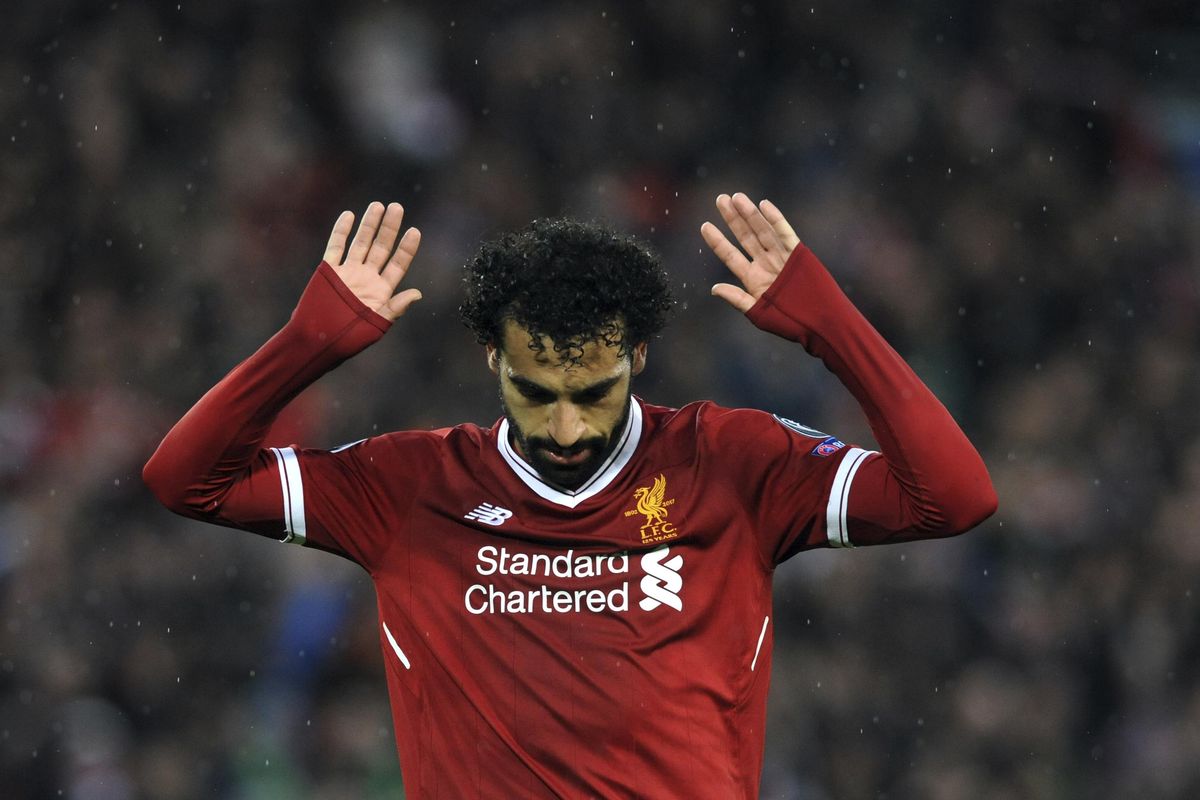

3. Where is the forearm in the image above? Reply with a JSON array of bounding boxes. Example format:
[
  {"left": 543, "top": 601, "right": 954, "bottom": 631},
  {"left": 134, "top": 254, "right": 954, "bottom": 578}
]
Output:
[
  {"left": 143, "top": 262, "right": 390, "bottom": 517},
  {"left": 747, "top": 245, "right": 997, "bottom": 541}
]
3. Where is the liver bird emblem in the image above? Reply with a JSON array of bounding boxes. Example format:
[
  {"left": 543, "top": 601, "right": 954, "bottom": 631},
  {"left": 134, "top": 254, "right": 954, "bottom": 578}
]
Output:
[{"left": 633, "top": 474, "right": 670, "bottom": 526}]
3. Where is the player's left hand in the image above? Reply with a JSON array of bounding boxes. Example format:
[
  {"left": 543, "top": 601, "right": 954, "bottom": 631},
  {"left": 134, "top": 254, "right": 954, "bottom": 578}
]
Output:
[{"left": 701, "top": 192, "right": 802, "bottom": 313}]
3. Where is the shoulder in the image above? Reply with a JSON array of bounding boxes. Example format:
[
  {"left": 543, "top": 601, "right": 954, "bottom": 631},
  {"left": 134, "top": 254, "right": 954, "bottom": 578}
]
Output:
[
  {"left": 644, "top": 400, "right": 822, "bottom": 440},
  {"left": 642, "top": 400, "right": 837, "bottom": 463},
  {"left": 330, "top": 422, "right": 497, "bottom": 465}
]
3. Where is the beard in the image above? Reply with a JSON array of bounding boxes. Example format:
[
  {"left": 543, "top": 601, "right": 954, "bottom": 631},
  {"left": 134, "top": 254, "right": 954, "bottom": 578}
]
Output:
[{"left": 501, "top": 391, "right": 632, "bottom": 491}]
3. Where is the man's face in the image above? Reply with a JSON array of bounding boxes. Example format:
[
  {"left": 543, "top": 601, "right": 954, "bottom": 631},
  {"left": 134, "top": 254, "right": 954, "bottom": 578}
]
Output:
[{"left": 488, "top": 320, "right": 647, "bottom": 491}]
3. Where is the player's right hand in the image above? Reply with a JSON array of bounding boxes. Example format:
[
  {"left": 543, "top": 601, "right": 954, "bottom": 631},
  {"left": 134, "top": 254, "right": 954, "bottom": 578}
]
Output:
[{"left": 324, "top": 201, "right": 423, "bottom": 321}]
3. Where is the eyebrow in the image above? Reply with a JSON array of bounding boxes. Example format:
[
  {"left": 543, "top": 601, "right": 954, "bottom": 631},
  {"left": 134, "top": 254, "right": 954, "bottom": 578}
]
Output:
[{"left": 508, "top": 373, "right": 623, "bottom": 402}]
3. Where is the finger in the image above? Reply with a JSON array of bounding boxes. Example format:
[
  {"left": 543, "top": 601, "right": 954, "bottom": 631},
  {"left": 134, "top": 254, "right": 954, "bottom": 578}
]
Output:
[
  {"left": 323, "top": 210, "right": 355, "bottom": 265},
  {"left": 366, "top": 202, "right": 406, "bottom": 271},
  {"left": 711, "top": 283, "right": 756, "bottom": 313},
  {"left": 759, "top": 199, "right": 801, "bottom": 251},
  {"left": 716, "top": 193, "right": 767, "bottom": 261},
  {"left": 347, "top": 201, "right": 385, "bottom": 264},
  {"left": 380, "top": 227, "right": 421, "bottom": 289},
  {"left": 381, "top": 287, "right": 423, "bottom": 321},
  {"left": 700, "top": 221, "right": 755, "bottom": 285},
  {"left": 733, "top": 192, "right": 782, "bottom": 257}
]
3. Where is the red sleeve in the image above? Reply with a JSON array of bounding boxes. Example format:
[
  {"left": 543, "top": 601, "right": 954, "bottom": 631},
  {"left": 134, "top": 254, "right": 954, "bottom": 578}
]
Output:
[
  {"left": 702, "top": 404, "right": 877, "bottom": 564},
  {"left": 744, "top": 244, "right": 997, "bottom": 550},
  {"left": 142, "top": 262, "right": 426, "bottom": 568}
]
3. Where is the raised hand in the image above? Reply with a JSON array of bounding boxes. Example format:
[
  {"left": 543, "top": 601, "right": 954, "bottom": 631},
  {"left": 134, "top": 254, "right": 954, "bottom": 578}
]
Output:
[
  {"left": 701, "top": 193, "right": 802, "bottom": 313},
  {"left": 324, "top": 201, "right": 424, "bottom": 321}
]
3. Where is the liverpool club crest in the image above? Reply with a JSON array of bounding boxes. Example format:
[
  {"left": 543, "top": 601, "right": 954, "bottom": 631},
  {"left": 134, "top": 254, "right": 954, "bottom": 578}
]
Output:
[{"left": 624, "top": 474, "right": 680, "bottom": 544}]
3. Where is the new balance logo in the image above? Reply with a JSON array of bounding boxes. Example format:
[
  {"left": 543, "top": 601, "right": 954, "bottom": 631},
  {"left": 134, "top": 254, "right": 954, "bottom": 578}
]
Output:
[
  {"left": 639, "top": 545, "right": 683, "bottom": 612},
  {"left": 464, "top": 503, "right": 514, "bottom": 527}
]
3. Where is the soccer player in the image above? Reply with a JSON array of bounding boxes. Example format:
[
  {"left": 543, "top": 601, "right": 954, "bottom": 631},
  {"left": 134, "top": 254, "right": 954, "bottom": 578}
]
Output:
[{"left": 144, "top": 194, "right": 996, "bottom": 798}]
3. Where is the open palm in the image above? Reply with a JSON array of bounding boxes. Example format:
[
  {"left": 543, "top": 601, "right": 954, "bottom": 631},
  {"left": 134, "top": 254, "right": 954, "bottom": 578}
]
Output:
[
  {"left": 323, "top": 201, "right": 424, "bottom": 321},
  {"left": 701, "top": 192, "right": 803, "bottom": 313}
]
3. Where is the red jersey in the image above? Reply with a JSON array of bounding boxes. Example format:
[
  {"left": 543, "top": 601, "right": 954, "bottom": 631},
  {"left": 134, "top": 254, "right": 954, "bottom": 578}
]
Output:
[{"left": 144, "top": 245, "right": 996, "bottom": 798}]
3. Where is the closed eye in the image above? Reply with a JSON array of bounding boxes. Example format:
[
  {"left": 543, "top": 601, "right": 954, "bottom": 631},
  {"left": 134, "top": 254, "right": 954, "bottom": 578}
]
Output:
[
  {"left": 571, "top": 378, "right": 621, "bottom": 405},
  {"left": 572, "top": 387, "right": 614, "bottom": 405},
  {"left": 513, "top": 380, "right": 556, "bottom": 404}
]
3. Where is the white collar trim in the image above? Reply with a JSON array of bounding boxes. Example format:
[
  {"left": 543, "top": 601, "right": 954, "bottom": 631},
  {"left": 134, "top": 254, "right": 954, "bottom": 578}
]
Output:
[{"left": 497, "top": 398, "right": 643, "bottom": 509}]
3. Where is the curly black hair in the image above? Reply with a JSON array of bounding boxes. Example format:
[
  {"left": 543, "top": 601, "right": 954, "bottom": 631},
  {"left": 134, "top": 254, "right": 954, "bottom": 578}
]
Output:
[{"left": 459, "top": 218, "right": 674, "bottom": 365}]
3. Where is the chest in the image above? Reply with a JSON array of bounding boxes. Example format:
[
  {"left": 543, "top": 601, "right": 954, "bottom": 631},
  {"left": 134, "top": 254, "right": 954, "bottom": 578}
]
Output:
[{"left": 378, "top": 463, "right": 763, "bottom": 637}]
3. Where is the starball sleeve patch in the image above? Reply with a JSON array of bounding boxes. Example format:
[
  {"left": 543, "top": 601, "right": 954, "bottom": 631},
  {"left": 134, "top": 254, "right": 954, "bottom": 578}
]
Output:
[{"left": 771, "top": 415, "right": 846, "bottom": 457}]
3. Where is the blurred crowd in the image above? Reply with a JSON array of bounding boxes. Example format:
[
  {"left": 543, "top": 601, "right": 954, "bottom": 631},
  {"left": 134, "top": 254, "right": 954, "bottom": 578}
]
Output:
[{"left": 3, "top": 1, "right": 1199, "bottom": 797}]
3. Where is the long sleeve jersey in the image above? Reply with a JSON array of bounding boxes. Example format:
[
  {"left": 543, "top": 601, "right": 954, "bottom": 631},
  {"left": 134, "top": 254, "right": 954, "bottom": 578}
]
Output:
[{"left": 144, "top": 243, "right": 996, "bottom": 798}]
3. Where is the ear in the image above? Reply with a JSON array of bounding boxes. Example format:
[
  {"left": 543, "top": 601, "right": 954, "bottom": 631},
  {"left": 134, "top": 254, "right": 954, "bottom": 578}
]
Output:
[
  {"left": 630, "top": 342, "right": 648, "bottom": 376},
  {"left": 486, "top": 343, "right": 501, "bottom": 375}
]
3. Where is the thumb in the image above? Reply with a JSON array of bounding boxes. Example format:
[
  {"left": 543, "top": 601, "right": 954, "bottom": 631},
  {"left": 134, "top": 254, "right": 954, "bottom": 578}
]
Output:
[
  {"left": 711, "top": 283, "right": 756, "bottom": 313},
  {"left": 381, "top": 288, "right": 423, "bottom": 321}
]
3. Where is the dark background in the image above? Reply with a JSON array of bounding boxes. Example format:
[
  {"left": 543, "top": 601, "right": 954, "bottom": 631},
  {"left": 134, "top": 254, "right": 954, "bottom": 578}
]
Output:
[{"left": 3, "top": 1, "right": 1199, "bottom": 797}]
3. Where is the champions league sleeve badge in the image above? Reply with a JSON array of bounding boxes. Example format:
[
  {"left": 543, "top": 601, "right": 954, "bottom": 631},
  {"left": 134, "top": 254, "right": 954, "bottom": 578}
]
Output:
[
  {"left": 771, "top": 414, "right": 828, "bottom": 439},
  {"left": 772, "top": 414, "right": 845, "bottom": 456}
]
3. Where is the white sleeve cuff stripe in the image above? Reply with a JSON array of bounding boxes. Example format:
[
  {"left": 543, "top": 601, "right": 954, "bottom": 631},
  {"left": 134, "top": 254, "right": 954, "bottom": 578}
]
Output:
[
  {"left": 269, "top": 447, "right": 292, "bottom": 539},
  {"left": 269, "top": 446, "right": 306, "bottom": 545},
  {"left": 825, "top": 447, "right": 875, "bottom": 548}
]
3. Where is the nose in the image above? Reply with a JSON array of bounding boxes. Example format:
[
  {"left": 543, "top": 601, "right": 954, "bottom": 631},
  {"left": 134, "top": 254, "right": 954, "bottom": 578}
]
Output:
[{"left": 547, "top": 402, "right": 586, "bottom": 448}]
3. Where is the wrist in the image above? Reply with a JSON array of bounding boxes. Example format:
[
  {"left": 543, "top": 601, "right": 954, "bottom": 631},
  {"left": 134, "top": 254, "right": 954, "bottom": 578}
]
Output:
[
  {"left": 283, "top": 262, "right": 392, "bottom": 359},
  {"left": 745, "top": 245, "right": 851, "bottom": 345}
]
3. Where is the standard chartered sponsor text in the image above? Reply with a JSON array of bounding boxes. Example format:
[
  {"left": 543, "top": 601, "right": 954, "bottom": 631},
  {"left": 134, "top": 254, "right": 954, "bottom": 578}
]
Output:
[{"left": 466, "top": 545, "right": 630, "bottom": 615}]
